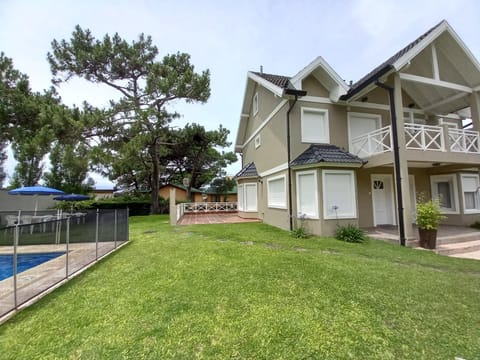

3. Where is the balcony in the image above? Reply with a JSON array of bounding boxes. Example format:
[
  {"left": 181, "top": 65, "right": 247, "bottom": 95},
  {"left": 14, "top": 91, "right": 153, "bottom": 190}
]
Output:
[{"left": 350, "top": 124, "right": 480, "bottom": 158}]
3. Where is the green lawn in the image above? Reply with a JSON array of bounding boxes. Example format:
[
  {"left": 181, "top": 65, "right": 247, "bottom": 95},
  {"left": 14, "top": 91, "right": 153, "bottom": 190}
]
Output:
[{"left": 1, "top": 215, "right": 479, "bottom": 359}]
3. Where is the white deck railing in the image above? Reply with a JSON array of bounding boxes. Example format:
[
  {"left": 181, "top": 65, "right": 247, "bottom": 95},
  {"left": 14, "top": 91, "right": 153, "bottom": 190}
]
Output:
[
  {"left": 405, "top": 123, "right": 444, "bottom": 151},
  {"left": 350, "top": 125, "right": 392, "bottom": 157},
  {"left": 447, "top": 128, "right": 480, "bottom": 153},
  {"left": 181, "top": 202, "right": 238, "bottom": 213},
  {"left": 351, "top": 124, "right": 480, "bottom": 158}
]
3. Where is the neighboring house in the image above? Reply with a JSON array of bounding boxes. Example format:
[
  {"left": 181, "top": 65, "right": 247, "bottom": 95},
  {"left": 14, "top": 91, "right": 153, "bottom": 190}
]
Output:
[
  {"left": 159, "top": 183, "right": 204, "bottom": 202},
  {"left": 202, "top": 186, "right": 238, "bottom": 202},
  {"left": 234, "top": 20, "right": 480, "bottom": 242},
  {"left": 91, "top": 188, "right": 115, "bottom": 199}
]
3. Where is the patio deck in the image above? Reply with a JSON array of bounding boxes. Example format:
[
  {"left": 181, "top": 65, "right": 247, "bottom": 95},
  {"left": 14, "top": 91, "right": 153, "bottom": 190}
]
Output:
[{"left": 178, "top": 213, "right": 261, "bottom": 225}]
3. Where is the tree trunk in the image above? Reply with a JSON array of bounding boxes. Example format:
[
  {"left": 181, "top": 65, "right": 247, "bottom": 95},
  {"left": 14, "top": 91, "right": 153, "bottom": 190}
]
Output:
[{"left": 150, "top": 143, "right": 160, "bottom": 214}]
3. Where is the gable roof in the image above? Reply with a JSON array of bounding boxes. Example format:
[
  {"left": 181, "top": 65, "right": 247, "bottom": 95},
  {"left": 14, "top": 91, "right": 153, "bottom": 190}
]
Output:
[
  {"left": 341, "top": 20, "right": 480, "bottom": 102},
  {"left": 234, "top": 162, "right": 258, "bottom": 178},
  {"left": 290, "top": 144, "right": 365, "bottom": 168},
  {"left": 291, "top": 56, "right": 349, "bottom": 101},
  {"left": 236, "top": 57, "right": 348, "bottom": 151},
  {"left": 251, "top": 72, "right": 293, "bottom": 90},
  {"left": 160, "top": 183, "right": 203, "bottom": 193}
]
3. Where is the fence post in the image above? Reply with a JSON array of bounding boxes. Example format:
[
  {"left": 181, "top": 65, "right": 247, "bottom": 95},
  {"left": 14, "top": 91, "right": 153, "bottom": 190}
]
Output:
[
  {"left": 95, "top": 209, "right": 99, "bottom": 260},
  {"left": 114, "top": 209, "right": 118, "bottom": 248},
  {"left": 66, "top": 219, "right": 70, "bottom": 278},
  {"left": 13, "top": 224, "right": 19, "bottom": 308},
  {"left": 127, "top": 208, "right": 130, "bottom": 242}
]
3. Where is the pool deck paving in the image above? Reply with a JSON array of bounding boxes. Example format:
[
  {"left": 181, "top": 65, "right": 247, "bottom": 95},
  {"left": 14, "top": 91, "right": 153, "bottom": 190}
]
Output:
[{"left": 0, "top": 242, "right": 127, "bottom": 321}]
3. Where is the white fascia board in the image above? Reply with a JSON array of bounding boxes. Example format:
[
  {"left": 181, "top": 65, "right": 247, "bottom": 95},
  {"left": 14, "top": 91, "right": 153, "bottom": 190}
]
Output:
[
  {"left": 259, "top": 163, "right": 289, "bottom": 177},
  {"left": 235, "top": 77, "right": 257, "bottom": 151},
  {"left": 392, "top": 21, "right": 448, "bottom": 71},
  {"left": 247, "top": 71, "right": 285, "bottom": 97},
  {"left": 291, "top": 56, "right": 349, "bottom": 95}
]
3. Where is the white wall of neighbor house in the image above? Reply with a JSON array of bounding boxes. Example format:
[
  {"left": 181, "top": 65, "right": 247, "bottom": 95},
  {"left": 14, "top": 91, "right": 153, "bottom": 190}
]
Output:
[{"left": 0, "top": 190, "right": 56, "bottom": 213}]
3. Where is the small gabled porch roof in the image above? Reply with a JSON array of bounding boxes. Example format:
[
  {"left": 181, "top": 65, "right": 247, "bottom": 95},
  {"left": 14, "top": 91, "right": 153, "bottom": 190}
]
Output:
[
  {"left": 234, "top": 162, "right": 259, "bottom": 179},
  {"left": 290, "top": 144, "right": 365, "bottom": 169}
]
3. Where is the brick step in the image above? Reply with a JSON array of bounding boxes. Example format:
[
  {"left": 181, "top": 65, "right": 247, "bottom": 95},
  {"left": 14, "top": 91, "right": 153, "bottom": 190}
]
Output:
[{"left": 436, "top": 239, "right": 480, "bottom": 256}]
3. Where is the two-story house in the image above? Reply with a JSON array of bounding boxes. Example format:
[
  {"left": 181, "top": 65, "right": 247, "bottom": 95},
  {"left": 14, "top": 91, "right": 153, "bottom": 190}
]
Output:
[{"left": 234, "top": 20, "right": 480, "bottom": 243}]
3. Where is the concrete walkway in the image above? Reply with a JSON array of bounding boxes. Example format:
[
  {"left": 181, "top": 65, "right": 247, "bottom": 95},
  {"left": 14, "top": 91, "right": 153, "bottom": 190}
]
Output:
[{"left": 365, "top": 225, "right": 480, "bottom": 260}]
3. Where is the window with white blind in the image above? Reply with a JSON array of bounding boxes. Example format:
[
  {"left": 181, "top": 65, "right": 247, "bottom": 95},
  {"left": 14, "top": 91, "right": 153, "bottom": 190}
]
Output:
[
  {"left": 253, "top": 92, "right": 259, "bottom": 116},
  {"left": 430, "top": 174, "right": 458, "bottom": 214},
  {"left": 323, "top": 170, "right": 356, "bottom": 219},
  {"left": 301, "top": 107, "right": 329, "bottom": 143},
  {"left": 237, "top": 183, "right": 258, "bottom": 212},
  {"left": 461, "top": 174, "right": 480, "bottom": 213},
  {"left": 267, "top": 175, "right": 286, "bottom": 208},
  {"left": 296, "top": 170, "right": 318, "bottom": 218}
]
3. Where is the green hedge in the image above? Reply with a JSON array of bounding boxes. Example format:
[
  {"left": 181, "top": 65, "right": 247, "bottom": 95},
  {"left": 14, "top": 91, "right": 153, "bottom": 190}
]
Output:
[{"left": 55, "top": 196, "right": 169, "bottom": 216}]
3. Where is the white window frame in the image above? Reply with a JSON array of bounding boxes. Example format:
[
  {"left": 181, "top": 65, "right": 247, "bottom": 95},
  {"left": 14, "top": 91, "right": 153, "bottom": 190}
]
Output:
[
  {"left": 322, "top": 169, "right": 357, "bottom": 219},
  {"left": 347, "top": 112, "right": 381, "bottom": 151},
  {"left": 461, "top": 173, "right": 480, "bottom": 214},
  {"left": 254, "top": 134, "right": 261, "bottom": 149},
  {"left": 301, "top": 107, "right": 329, "bottom": 143},
  {"left": 267, "top": 175, "right": 287, "bottom": 209},
  {"left": 430, "top": 174, "right": 459, "bottom": 214},
  {"left": 296, "top": 170, "right": 319, "bottom": 219},
  {"left": 253, "top": 92, "right": 259, "bottom": 116},
  {"left": 237, "top": 184, "right": 244, "bottom": 211},
  {"left": 237, "top": 183, "right": 258, "bottom": 212}
]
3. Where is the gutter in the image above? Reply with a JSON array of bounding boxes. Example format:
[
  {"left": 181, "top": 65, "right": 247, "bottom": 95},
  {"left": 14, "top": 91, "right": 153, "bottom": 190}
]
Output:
[
  {"left": 375, "top": 80, "right": 406, "bottom": 247},
  {"left": 285, "top": 88, "right": 307, "bottom": 231}
]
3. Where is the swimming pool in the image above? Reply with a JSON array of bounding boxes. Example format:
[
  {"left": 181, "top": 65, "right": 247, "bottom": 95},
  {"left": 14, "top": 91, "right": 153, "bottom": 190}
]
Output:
[{"left": 0, "top": 252, "right": 65, "bottom": 281}]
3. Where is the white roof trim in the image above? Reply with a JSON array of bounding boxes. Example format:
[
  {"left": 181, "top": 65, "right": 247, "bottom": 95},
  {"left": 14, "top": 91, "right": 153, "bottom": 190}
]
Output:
[
  {"left": 393, "top": 20, "right": 480, "bottom": 74},
  {"left": 247, "top": 71, "right": 285, "bottom": 97},
  {"left": 291, "top": 56, "right": 349, "bottom": 100}
]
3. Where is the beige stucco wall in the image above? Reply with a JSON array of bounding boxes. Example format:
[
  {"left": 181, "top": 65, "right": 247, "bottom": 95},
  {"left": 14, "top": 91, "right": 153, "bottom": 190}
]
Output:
[
  {"left": 244, "top": 84, "right": 285, "bottom": 145},
  {"left": 301, "top": 75, "right": 329, "bottom": 97}
]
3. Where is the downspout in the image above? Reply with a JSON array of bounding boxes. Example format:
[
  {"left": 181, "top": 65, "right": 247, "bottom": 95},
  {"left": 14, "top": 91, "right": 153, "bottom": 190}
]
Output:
[
  {"left": 375, "top": 81, "right": 406, "bottom": 246},
  {"left": 285, "top": 88, "right": 307, "bottom": 231}
]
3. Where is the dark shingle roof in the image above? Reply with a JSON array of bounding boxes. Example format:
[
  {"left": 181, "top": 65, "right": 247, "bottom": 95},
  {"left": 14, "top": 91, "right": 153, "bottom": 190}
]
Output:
[
  {"left": 290, "top": 144, "right": 365, "bottom": 167},
  {"left": 251, "top": 72, "right": 294, "bottom": 89},
  {"left": 341, "top": 20, "right": 445, "bottom": 100},
  {"left": 235, "top": 162, "right": 258, "bottom": 178}
]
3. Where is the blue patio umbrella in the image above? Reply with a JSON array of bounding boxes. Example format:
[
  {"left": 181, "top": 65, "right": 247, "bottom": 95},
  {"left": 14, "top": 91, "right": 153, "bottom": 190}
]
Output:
[
  {"left": 53, "top": 193, "right": 90, "bottom": 201},
  {"left": 8, "top": 186, "right": 65, "bottom": 214}
]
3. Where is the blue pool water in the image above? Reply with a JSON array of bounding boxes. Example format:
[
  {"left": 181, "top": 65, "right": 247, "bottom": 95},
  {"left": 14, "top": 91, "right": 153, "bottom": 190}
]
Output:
[{"left": 0, "top": 252, "right": 65, "bottom": 281}]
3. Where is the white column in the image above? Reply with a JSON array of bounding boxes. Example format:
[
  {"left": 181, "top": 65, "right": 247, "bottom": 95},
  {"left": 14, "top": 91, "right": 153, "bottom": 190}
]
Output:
[{"left": 393, "top": 73, "right": 414, "bottom": 240}]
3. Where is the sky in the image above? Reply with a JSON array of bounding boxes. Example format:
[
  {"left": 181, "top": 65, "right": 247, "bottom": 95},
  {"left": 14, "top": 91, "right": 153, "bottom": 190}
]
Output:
[{"left": 1, "top": 0, "right": 479, "bottom": 188}]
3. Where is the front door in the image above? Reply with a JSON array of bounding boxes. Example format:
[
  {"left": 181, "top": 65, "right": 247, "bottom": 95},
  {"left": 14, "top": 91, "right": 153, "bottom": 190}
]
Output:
[{"left": 372, "top": 175, "right": 395, "bottom": 226}]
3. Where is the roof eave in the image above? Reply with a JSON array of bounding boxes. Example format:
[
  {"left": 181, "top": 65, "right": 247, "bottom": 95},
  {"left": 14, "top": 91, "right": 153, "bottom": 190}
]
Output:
[{"left": 291, "top": 162, "right": 365, "bottom": 170}]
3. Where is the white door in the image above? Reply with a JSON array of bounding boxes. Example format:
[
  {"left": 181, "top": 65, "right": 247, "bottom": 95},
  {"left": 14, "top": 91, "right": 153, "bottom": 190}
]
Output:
[{"left": 372, "top": 175, "right": 395, "bottom": 226}]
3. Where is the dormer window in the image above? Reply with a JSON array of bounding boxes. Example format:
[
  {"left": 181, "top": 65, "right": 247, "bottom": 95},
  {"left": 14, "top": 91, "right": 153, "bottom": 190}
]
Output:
[{"left": 253, "top": 92, "right": 259, "bottom": 116}]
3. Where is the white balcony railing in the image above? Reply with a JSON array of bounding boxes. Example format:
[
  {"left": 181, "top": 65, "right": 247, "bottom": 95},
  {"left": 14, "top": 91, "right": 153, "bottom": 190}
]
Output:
[
  {"left": 350, "top": 124, "right": 480, "bottom": 158},
  {"left": 405, "top": 123, "right": 444, "bottom": 151},
  {"left": 350, "top": 125, "right": 393, "bottom": 157},
  {"left": 447, "top": 128, "right": 480, "bottom": 153},
  {"left": 182, "top": 202, "right": 238, "bottom": 213}
]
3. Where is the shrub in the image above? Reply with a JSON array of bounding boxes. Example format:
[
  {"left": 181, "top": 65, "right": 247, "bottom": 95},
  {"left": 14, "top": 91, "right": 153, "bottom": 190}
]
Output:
[
  {"left": 335, "top": 224, "right": 366, "bottom": 243},
  {"left": 470, "top": 220, "right": 480, "bottom": 230},
  {"left": 291, "top": 214, "right": 309, "bottom": 238},
  {"left": 416, "top": 196, "right": 445, "bottom": 230}
]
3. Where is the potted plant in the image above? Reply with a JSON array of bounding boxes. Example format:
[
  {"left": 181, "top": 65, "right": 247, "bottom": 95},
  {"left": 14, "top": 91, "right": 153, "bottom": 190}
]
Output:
[{"left": 416, "top": 196, "right": 445, "bottom": 249}]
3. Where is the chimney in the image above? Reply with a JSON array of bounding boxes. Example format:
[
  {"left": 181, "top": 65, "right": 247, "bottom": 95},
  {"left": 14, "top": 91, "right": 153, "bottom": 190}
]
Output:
[{"left": 260, "top": 65, "right": 263, "bottom": 74}]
